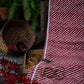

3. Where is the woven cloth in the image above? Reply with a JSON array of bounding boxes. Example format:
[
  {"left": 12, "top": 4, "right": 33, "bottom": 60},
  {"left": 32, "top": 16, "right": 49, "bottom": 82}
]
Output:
[{"left": 27, "top": 0, "right": 84, "bottom": 84}]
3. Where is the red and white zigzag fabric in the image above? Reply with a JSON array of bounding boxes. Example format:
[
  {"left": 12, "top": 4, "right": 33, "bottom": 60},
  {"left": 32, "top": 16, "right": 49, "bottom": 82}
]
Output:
[{"left": 27, "top": 0, "right": 84, "bottom": 84}]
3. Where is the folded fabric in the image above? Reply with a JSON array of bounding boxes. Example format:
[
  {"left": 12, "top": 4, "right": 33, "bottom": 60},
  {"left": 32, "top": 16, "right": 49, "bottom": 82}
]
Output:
[{"left": 27, "top": 0, "right": 84, "bottom": 84}]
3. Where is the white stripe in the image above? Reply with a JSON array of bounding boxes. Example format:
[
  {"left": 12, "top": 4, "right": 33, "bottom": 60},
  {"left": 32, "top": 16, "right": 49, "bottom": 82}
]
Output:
[
  {"left": 31, "top": 0, "right": 51, "bottom": 81},
  {"left": 44, "top": 0, "right": 51, "bottom": 59},
  {"left": 44, "top": 0, "right": 63, "bottom": 58},
  {"left": 31, "top": 62, "right": 42, "bottom": 81}
]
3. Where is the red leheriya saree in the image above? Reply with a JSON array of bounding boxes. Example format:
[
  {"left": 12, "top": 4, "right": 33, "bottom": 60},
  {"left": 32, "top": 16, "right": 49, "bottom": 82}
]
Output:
[{"left": 27, "top": 0, "right": 84, "bottom": 84}]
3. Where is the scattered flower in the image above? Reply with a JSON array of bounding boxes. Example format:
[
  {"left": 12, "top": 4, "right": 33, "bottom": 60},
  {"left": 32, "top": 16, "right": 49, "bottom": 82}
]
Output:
[{"left": 0, "top": 57, "right": 39, "bottom": 84}]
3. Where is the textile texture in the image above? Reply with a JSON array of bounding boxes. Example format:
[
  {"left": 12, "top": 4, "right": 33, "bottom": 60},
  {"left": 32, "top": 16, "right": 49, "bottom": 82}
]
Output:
[{"left": 27, "top": 0, "right": 84, "bottom": 84}]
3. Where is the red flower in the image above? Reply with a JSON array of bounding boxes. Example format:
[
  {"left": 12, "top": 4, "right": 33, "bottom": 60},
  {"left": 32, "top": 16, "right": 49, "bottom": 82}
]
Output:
[
  {"left": 8, "top": 73, "right": 18, "bottom": 84},
  {"left": 3, "top": 72, "right": 9, "bottom": 78},
  {"left": 0, "top": 57, "right": 39, "bottom": 84},
  {"left": 0, "top": 57, "right": 8, "bottom": 66},
  {"left": 0, "top": 68, "right": 6, "bottom": 74}
]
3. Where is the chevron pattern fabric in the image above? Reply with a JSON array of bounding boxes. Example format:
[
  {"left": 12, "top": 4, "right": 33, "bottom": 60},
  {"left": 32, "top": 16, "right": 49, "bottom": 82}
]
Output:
[{"left": 27, "top": 0, "right": 84, "bottom": 84}]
